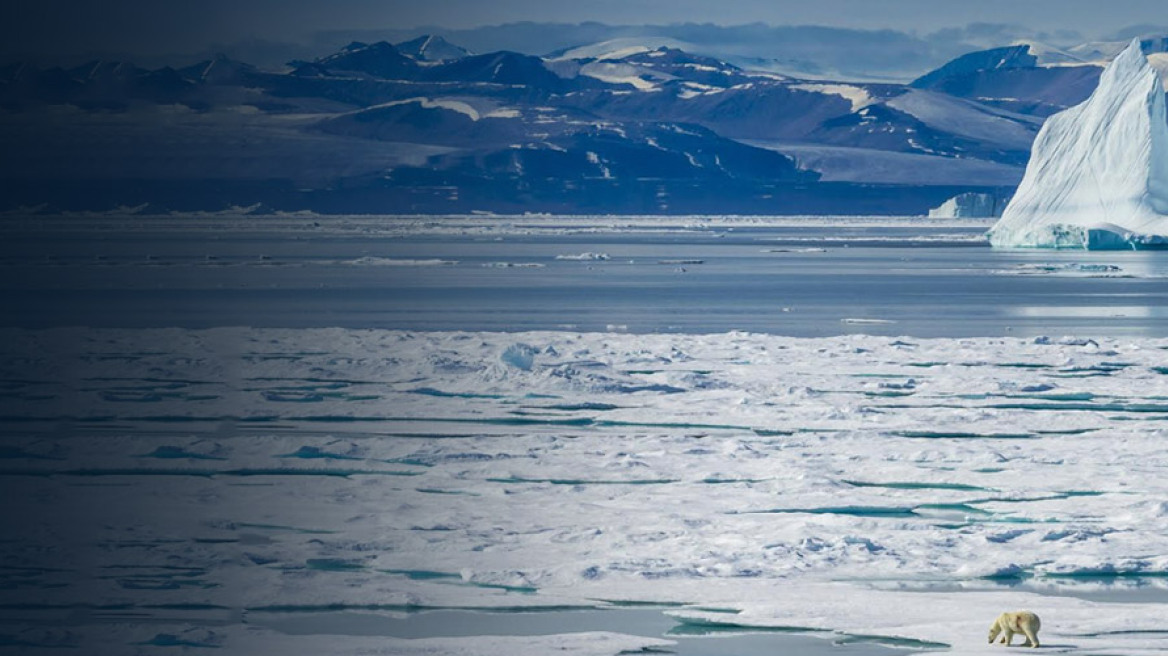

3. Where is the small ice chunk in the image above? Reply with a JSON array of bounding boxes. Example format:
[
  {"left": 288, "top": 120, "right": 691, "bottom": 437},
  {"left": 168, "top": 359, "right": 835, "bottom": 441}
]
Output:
[
  {"left": 501, "top": 344, "right": 537, "bottom": 371},
  {"left": 555, "top": 252, "right": 610, "bottom": 261}
]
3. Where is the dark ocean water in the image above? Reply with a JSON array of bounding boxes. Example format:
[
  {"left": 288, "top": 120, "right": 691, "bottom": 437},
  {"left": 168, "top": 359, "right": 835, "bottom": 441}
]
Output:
[{"left": 2, "top": 219, "right": 1165, "bottom": 337}]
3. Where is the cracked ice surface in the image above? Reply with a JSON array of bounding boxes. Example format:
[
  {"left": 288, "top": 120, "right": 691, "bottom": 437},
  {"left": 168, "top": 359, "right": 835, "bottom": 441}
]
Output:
[{"left": 4, "top": 328, "right": 1168, "bottom": 653}]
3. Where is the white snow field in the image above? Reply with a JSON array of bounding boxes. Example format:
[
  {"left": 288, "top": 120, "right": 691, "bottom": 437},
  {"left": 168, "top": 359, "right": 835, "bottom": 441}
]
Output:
[
  {"left": 5, "top": 328, "right": 1168, "bottom": 653},
  {"left": 989, "top": 40, "right": 1168, "bottom": 249}
]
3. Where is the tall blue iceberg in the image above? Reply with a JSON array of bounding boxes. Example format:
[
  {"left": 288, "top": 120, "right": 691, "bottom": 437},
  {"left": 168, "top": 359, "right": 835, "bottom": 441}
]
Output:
[{"left": 988, "top": 39, "right": 1168, "bottom": 249}]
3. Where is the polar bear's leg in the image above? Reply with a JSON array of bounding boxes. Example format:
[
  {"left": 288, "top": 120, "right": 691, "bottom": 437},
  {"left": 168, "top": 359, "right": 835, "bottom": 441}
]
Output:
[
  {"left": 1002, "top": 628, "right": 1014, "bottom": 645},
  {"left": 1021, "top": 625, "right": 1040, "bottom": 648}
]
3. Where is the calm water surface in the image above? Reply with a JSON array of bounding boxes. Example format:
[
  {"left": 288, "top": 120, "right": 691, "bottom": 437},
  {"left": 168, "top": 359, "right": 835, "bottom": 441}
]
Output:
[
  {"left": 254, "top": 607, "right": 916, "bottom": 655},
  {"left": 2, "top": 219, "right": 1166, "bottom": 336}
]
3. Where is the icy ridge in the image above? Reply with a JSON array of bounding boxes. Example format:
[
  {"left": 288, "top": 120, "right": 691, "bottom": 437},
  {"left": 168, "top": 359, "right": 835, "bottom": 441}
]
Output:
[{"left": 989, "top": 39, "right": 1168, "bottom": 249}]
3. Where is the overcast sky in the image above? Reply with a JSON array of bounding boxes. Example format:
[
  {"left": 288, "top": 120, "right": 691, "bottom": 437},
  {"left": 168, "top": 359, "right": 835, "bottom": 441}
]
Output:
[{"left": 3, "top": 0, "right": 1165, "bottom": 59}]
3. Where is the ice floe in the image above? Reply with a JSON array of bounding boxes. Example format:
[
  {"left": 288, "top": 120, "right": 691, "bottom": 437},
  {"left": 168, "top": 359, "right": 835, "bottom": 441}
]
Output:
[
  {"left": 5, "top": 328, "right": 1168, "bottom": 653},
  {"left": 344, "top": 257, "right": 458, "bottom": 266},
  {"left": 555, "top": 252, "right": 611, "bottom": 261}
]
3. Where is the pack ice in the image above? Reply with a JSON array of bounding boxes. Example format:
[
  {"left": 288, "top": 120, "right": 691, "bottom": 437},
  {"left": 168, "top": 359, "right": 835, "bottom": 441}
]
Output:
[{"left": 989, "top": 39, "right": 1168, "bottom": 249}]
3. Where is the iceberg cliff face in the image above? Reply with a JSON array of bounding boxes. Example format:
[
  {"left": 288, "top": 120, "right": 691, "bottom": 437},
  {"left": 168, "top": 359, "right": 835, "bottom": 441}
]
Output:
[
  {"left": 928, "top": 192, "right": 1003, "bottom": 218},
  {"left": 988, "top": 39, "right": 1168, "bottom": 248}
]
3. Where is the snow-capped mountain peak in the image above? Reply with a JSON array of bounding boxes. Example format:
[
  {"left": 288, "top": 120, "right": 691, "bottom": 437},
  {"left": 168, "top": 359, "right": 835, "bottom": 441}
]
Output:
[
  {"left": 309, "top": 41, "right": 417, "bottom": 79},
  {"left": 1009, "top": 40, "right": 1084, "bottom": 66},
  {"left": 395, "top": 35, "right": 472, "bottom": 62}
]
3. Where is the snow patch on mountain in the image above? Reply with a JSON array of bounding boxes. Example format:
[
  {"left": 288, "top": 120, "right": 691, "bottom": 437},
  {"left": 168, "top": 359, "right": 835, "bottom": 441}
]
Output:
[
  {"left": 483, "top": 108, "right": 521, "bottom": 119},
  {"left": 790, "top": 83, "right": 874, "bottom": 112},
  {"left": 1068, "top": 36, "right": 1168, "bottom": 66},
  {"left": 1011, "top": 40, "right": 1085, "bottom": 66},
  {"left": 578, "top": 61, "right": 668, "bottom": 90},
  {"left": 676, "top": 82, "right": 725, "bottom": 99},
  {"left": 550, "top": 37, "right": 689, "bottom": 62},
  {"left": 750, "top": 142, "right": 1023, "bottom": 185},
  {"left": 886, "top": 90, "right": 1039, "bottom": 147},
  {"left": 989, "top": 40, "right": 1168, "bottom": 249},
  {"left": 395, "top": 35, "right": 472, "bottom": 62},
  {"left": 363, "top": 97, "right": 482, "bottom": 121}
]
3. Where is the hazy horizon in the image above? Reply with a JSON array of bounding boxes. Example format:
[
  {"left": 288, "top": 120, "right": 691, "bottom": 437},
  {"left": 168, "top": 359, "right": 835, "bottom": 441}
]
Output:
[{"left": 3, "top": 0, "right": 1167, "bottom": 66}]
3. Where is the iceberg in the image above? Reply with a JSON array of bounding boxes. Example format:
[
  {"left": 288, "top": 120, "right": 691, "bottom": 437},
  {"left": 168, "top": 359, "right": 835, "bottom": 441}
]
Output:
[
  {"left": 928, "top": 192, "right": 1003, "bottom": 218},
  {"left": 988, "top": 39, "right": 1168, "bottom": 249}
]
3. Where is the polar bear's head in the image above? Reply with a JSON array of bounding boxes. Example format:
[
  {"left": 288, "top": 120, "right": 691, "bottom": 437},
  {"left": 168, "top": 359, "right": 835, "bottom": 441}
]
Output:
[{"left": 987, "top": 617, "right": 1003, "bottom": 644}]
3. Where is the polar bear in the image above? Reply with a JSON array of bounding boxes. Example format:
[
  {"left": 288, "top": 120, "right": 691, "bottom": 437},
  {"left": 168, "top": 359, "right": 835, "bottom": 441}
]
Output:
[{"left": 988, "top": 611, "right": 1041, "bottom": 648}]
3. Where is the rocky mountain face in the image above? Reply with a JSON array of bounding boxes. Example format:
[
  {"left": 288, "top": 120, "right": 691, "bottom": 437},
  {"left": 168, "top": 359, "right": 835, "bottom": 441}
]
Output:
[{"left": 1, "top": 34, "right": 1162, "bottom": 214}]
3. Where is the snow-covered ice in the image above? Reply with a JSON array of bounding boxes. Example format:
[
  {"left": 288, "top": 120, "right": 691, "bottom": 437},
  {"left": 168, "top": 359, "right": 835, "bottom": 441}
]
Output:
[
  {"left": 555, "top": 252, "right": 611, "bottom": 261},
  {"left": 5, "top": 328, "right": 1168, "bottom": 653},
  {"left": 989, "top": 40, "right": 1168, "bottom": 249},
  {"left": 343, "top": 257, "right": 458, "bottom": 266}
]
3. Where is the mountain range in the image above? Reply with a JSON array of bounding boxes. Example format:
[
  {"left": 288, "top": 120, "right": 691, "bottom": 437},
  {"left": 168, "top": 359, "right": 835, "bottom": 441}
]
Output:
[{"left": 1, "top": 32, "right": 1166, "bottom": 215}]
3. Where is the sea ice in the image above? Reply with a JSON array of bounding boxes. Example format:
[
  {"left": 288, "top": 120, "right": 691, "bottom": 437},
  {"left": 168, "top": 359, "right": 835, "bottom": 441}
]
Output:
[
  {"left": 989, "top": 39, "right": 1168, "bottom": 249},
  {"left": 343, "top": 257, "right": 457, "bottom": 266},
  {"left": 500, "top": 343, "right": 538, "bottom": 370},
  {"left": 5, "top": 624, "right": 673, "bottom": 656},
  {"left": 6, "top": 328, "right": 1168, "bottom": 653},
  {"left": 555, "top": 252, "right": 611, "bottom": 260}
]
